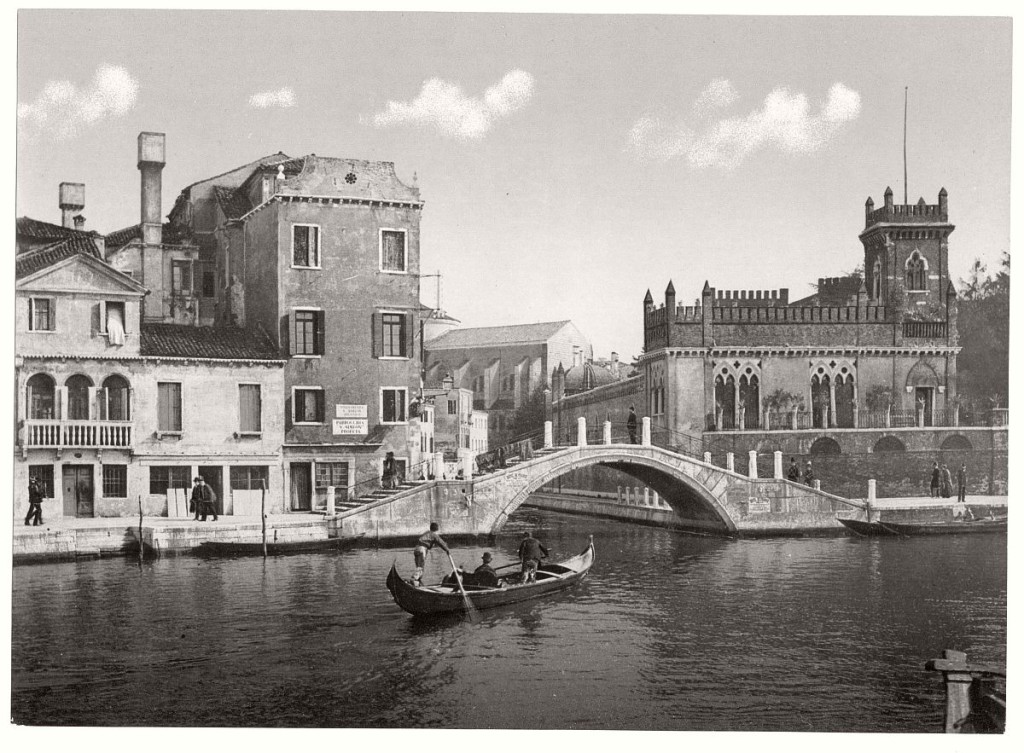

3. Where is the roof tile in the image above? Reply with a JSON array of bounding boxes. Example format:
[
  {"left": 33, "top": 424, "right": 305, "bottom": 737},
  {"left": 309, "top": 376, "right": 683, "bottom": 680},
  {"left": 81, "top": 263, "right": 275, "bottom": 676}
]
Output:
[{"left": 140, "top": 323, "right": 281, "bottom": 361}]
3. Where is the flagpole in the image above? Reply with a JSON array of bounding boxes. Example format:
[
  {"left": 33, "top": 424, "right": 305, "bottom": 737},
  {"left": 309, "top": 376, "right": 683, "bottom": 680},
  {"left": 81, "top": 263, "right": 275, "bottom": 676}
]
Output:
[{"left": 903, "top": 86, "right": 908, "bottom": 205}]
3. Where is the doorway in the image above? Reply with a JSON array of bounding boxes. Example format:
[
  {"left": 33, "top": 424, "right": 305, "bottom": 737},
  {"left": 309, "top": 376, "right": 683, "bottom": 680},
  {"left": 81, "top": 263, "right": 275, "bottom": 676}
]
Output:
[
  {"left": 291, "top": 462, "right": 312, "bottom": 511},
  {"left": 62, "top": 465, "right": 94, "bottom": 517},
  {"left": 915, "top": 387, "right": 934, "bottom": 427},
  {"left": 197, "top": 466, "right": 223, "bottom": 516}
]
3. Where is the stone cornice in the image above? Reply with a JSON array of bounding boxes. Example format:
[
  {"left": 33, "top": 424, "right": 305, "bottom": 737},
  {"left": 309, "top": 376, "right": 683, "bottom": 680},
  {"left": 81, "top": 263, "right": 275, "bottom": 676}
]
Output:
[
  {"left": 235, "top": 192, "right": 424, "bottom": 223},
  {"left": 640, "top": 345, "right": 961, "bottom": 361},
  {"left": 18, "top": 354, "right": 287, "bottom": 367}
]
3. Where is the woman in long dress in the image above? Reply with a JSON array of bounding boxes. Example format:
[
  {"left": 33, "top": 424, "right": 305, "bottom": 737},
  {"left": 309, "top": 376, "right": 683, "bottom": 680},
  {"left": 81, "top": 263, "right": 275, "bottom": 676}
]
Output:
[{"left": 940, "top": 464, "right": 954, "bottom": 498}]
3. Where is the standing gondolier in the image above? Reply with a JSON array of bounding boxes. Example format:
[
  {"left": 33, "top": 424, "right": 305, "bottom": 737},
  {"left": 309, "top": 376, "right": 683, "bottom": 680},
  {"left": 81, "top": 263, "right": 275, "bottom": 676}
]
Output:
[
  {"left": 412, "top": 522, "right": 450, "bottom": 586},
  {"left": 518, "top": 530, "right": 549, "bottom": 583}
]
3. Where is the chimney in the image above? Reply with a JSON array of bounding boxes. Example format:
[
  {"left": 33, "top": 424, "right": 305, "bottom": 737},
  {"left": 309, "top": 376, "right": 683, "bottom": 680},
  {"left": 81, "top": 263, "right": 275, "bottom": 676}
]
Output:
[
  {"left": 59, "top": 182, "right": 85, "bottom": 229},
  {"left": 138, "top": 132, "right": 166, "bottom": 246},
  {"left": 73, "top": 215, "right": 86, "bottom": 231}
]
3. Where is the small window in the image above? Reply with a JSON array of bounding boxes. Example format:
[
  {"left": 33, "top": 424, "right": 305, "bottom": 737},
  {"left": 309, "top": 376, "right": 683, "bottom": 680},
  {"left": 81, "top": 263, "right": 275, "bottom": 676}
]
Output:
[
  {"left": 380, "top": 229, "right": 407, "bottom": 273},
  {"left": 315, "top": 462, "right": 349, "bottom": 490},
  {"left": 149, "top": 466, "right": 191, "bottom": 494},
  {"left": 102, "top": 464, "right": 128, "bottom": 498},
  {"left": 292, "top": 225, "right": 321, "bottom": 268},
  {"left": 382, "top": 388, "right": 408, "bottom": 424},
  {"left": 294, "top": 388, "right": 325, "bottom": 424},
  {"left": 171, "top": 260, "right": 192, "bottom": 296},
  {"left": 28, "top": 298, "right": 55, "bottom": 332},
  {"left": 103, "top": 301, "right": 127, "bottom": 344},
  {"left": 157, "top": 382, "right": 182, "bottom": 432},
  {"left": 448, "top": 400, "right": 457, "bottom": 415},
  {"left": 292, "top": 310, "right": 325, "bottom": 356},
  {"left": 381, "top": 313, "right": 407, "bottom": 357},
  {"left": 239, "top": 384, "right": 262, "bottom": 433},
  {"left": 230, "top": 466, "right": 268, "bottom": 491},
  {"left": 29, "top": 464, "right": 54, "bottom": 497}
]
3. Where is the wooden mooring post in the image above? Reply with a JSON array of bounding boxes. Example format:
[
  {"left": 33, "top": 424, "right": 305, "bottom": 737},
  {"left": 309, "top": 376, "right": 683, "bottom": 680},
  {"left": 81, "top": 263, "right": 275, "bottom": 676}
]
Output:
[
  {"left": 138, "top": 495, "right": 144, "bottom": 561},
  {"left": 925, "top": 649, "right": 1006, "bottom": 733},
  {"left": 261, "top": 479, "right": 268, "bottom": 559}
]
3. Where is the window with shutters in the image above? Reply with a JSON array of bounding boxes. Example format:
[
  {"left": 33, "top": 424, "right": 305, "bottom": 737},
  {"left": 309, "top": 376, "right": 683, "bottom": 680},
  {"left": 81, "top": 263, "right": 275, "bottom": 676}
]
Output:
[
  {"left": 293, "top": 387, "right": 325, "bottom": 424},
  {"left": 239, "top": 384, "right": 262, "bottom": 434},
  {"left": 448, "top": 400, "right": 457, "bottom": 415},
  {"left": 157, "top": 382, "right": 182, "bottom": 432},
  {"left": 292, "top": 224, "right": 321, "bottom": 268},
  {"left": 102, "top": 464, "right": 128, "bottom": 498},
  {"left": 30, "top": 465, "right": 54, "bottom": 497},
  {"left": 99, "top": 375, "right": 131, "bottom": 421},
  {"left": 380, "top": 229, "right": 407, "bottom": 273},
  {"left": 381, "top": 313, "right": 406, "bottom": 357},
  {"left": 292, "top": 309, "right": 325, "bottom": 356},
  {"left": 28, "top": 298, "right": 55, "bottom": 331},
  {"left": 381, "top": 387, "right": 408, "bottom": 424},
  {"left": 149, "top": 466, "right": 191, "bottom": 494},
  {"left": 171, "top": 260, "right": 192, "bottom": 295}
]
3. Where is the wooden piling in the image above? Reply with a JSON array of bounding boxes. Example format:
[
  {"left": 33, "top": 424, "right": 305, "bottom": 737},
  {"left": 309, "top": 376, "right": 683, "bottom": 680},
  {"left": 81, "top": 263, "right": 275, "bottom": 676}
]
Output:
[
  {"left": 138, "top": 495, "right": 144, "bottom": 561},
  {"left": 261, "top": 479, "right": 268, "bottom": 558}
]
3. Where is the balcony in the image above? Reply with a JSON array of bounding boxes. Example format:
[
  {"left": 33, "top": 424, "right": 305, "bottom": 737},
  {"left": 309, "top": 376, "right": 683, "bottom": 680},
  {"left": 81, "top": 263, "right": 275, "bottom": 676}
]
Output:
[
  {"left": 710, "top": 407, "right": 1008, "bottom": 433},
  {"left": 23, "top": 420, "right": 133, "bottom": 449},
  {"left": 903, "top": 320, "right": 948, "bottom": 338}
]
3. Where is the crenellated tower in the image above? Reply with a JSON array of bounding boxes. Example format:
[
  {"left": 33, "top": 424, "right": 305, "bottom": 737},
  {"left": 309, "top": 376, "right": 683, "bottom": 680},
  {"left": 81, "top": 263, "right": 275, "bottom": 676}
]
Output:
[{"left": 859, "top": 186, "right": 955, "bottom": 310}]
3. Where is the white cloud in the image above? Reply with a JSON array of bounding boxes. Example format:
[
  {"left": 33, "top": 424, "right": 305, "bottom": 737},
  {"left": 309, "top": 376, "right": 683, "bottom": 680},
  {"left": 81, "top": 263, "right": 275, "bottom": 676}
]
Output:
[
  {"left": 370, "top": 70, "right": 535, "bottom": 139},
  {"left": 629, "top": 81, "right": 862, "bottom": 169},
  {"left": 18, "top": 64, "right": 139, "bottom": 142},
  {"left": 693, "top": 78, "right": 739, "bottom": 116},
  {"left": 248, "top": 87, "right": 297, "bottom": 109}
]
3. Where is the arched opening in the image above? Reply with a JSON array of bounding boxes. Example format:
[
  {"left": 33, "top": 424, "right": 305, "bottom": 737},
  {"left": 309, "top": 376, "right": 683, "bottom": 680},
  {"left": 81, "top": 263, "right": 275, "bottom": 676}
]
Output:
[
  {"left": 715, "top": 373, "right": 736, "bottom": 430},
  {"left": 906, "top": 251, "right": 927, "bottom": 291},
  {"left": 66, "top": 374, "right": 93, "bottom": 421},
  {"left": 26, "top": 373, "right": 56, "bottom": 419},
  {"left": 940, "top": 434, "right": 973, "bottom": 451},
  {"left": 873, "top": 436, "right": 906, "bottom": 453},
  {"left": 100, "top": 375, "right": 131, "bottom": 421},
  {"left": 811, "top": 372, "right": 831, "bottom": 429},
  {"left": 872, "top": 257, "right": 882, "bottom": 300},
  {"left": 739, "top": 372, "right": 759, "bottom": 429},
  {"left": 834, "top": 372, "right": 855, "bottom": 428},
  {"left": 809, "top": 437, "right": 842, "bottom": 455}
]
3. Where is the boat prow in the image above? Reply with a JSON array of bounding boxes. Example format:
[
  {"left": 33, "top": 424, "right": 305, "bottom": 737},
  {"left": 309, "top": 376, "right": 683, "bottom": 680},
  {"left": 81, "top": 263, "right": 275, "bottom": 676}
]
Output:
[{"left": 387, "top": 536, "right": 595, "bottom": 616}]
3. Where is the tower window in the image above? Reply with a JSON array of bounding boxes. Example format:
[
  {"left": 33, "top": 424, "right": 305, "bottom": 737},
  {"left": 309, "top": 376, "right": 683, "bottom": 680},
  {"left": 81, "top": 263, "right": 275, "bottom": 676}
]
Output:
[{"left": 906, "top": 251, "right": 927, "bottom": 291}]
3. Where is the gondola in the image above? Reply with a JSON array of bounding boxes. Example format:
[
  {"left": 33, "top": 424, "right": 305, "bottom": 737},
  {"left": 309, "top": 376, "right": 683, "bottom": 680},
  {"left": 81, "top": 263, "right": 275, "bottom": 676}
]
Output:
[
  {"left": 838, "top": 514, "right": 1007, "bottom": 537},
  {"left": 386, "top": 536, "right": 595, "bottom": 616}
]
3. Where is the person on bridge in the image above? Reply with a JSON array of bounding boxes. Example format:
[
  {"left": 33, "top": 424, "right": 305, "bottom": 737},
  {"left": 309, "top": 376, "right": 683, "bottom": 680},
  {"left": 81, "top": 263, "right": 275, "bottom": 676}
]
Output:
[
  {"left": 802, "top": 462, "right": 815, "bottom": 488},
  {"left": 412, "top": 522, "right": 450, "bottom": 586},
  {"left": 518, "top": 531, "right": 549, "bottom": 583},
  {"left": 786, "top": 458, "right": 801, "bottom": 483},
  {"left": 627, "top": 405, "right": 638, "bottom": 444}
]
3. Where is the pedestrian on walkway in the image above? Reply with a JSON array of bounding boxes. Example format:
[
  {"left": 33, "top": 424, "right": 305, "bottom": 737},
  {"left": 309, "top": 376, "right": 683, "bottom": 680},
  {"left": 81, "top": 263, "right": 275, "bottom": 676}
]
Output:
[
  {"left": 194, "top": 476, "right": 218, "bottom": 522},
  {"left": 940, "top": 464, "right": 954, "bottom": 498},
  {"left": 786, "top": 458, "right": 801, "bottom": 483},
  {"left": 929, "top": 462, "right": 941, "bottom": 497},
  {"left": 190, "top": 477, "right": 204, "bottom": 521},
  {"left": 803, "top": 461, "right": 815, "bottom": 487},
  {"left": 25, "top": 476, "right": 43, "bottom": 526},
  {"left": 956, "top": 463, "right": 968, "bottom": 503},
  {"left": 627, "top": 405, "right": 638, "bottom": 444}
]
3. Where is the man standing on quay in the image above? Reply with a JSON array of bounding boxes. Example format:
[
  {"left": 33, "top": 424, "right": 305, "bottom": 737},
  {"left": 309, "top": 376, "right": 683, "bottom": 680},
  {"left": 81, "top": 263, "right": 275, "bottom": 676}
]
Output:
[
  {"left": 25, "top": 476, "right": 43, "bottom": 526},
  {"left": 957, "top": 463, "right": 968, "bottom": 503}
]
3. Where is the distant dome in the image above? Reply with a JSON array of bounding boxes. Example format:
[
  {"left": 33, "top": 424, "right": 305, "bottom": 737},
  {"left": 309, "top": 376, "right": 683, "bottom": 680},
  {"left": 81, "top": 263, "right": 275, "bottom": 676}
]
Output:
[{"left": 563, "top": 362, "right": 616, "bottom": 394}]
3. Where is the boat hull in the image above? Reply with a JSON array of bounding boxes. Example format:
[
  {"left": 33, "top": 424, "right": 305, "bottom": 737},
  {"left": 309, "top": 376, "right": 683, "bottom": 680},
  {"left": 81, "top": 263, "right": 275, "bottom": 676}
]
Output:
[
  {"left": 196, "top": 539, "right": 346, "bottom": 556},
  {"left": 838, "top": 516, "right": 1007, "bottom": 537},
  {"left": 386, "top": 541, "right": 595, "bottom": 616}
]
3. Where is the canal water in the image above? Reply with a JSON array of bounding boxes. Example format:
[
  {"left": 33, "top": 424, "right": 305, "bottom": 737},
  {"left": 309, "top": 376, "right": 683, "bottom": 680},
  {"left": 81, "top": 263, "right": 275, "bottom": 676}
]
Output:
[{"left": 12, "top": 509, "right": 1006, "bottom": 731}]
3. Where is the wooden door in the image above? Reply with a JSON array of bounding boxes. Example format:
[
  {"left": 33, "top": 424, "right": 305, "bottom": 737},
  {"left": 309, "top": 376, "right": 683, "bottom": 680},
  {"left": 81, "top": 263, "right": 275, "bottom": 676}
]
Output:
[
  {"left": 62, "top": 465, "right": 93, "bottom": 517},
  {"left": 290, "top": 463, "right": 311, "bottom": 511},
  {"left": 198, "top": 466, "right": 223, "bottom": 515}
]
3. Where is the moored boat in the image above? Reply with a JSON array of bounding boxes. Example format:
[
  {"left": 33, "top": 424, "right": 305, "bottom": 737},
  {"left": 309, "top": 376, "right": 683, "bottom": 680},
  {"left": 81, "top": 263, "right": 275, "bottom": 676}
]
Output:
[
  {"left": 195, "top": 539, "right": 346, "bottom": 556},
  {"left": 838, "top": 514, "right": 1007, "bottom": 537},
  {"left": 386, "top": 536, "right": 595, "bottom": 616}
]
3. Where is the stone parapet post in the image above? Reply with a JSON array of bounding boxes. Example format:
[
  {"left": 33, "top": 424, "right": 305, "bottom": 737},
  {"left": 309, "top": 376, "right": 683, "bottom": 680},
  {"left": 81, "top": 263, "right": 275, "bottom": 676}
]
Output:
[
  {"left": 433, "top": 452, "right": 445, "bottom": 480},
  {"left": 726, "top": 452, "right": 734, "bottom": 472},
  {"left": 641, "top": 417, "right": 651, "bottom": 446},
  {"left": 461, "top": 451, "right": 475, "bottom": 480},
  {"left": 773, "top": 451, "right": 783, "bottom": 479},
  {"left": 703, "top": 451, "right": 712, "bottom": 464},
  {"left": 603, "top": 421, "right": 612, "bottom": 445},
  {"left": 577, "top": 417, "right": 587, "bottom": 447},
  {"left": 748, "top": 451, "right": 758, "bottom": 479},
  {"left": 544, "top": 420, "right": 553, "bottom": 448},
  {"left": 814, "top": 480, "right": 821, "bottom": 491},
  {"left": 868, "top": 479, "right": 876, "bottom": 501}
]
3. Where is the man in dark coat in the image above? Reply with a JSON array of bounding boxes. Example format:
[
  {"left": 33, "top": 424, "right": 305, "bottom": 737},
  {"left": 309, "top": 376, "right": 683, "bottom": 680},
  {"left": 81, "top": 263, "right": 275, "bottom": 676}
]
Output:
[
  {"left": 25, "top": 476, "right": 43, "bottom": 526},
  {"left": 956, "top": 463, "right": 968, "bottom": 503},
  {"left": 786, "top": 458, "right": 801, "bottom": 483},
  {"left": 518, "top": 531, "right": 549, "bottom": 583},
  {"left": 803, "top": 462, "right": 815, "bottom": 488},
  {"left": 190, "top": 477, "right": 204, "bottom": 521},
  {"left": 627, "top": 405, "right": 638, "bottom": 444},
  {"left": 195, "top": 476, "right": 218, "bottom": 522},
  {"left": 472, "top": 552, "right": 499, "bottom": 588},
  {"left": 930, "top": 462, "right": 941, "bottom": 497}
]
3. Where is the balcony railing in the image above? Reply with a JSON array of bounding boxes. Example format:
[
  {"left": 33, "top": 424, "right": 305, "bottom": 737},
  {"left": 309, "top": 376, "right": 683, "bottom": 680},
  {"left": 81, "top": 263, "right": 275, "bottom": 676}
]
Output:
[
  {"left": 710, "top": 407, "right": 1008, "bottom": 432},
  {"left": 24, "top": 420, "right": 133, "bottom": 449},
  {"left": 903, "top": 320, "right": 948, "bottom": 338}
]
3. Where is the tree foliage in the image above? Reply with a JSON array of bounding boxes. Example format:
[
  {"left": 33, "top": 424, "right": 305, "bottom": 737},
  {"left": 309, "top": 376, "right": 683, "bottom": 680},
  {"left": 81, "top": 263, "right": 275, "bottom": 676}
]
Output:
[
  {"left": 508, "top": 385, "right": 548, "bottom": 440},
  {"left": 957, "top": 252, "right": 1010, "bottom": 407}
]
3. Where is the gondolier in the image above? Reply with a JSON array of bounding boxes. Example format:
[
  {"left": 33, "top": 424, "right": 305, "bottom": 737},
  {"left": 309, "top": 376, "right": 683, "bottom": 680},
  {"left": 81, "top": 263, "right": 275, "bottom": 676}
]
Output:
[
  {"left": 517, "top": 531, "right": 549, "bottom": 583},
  {"left": 412, "top": 522, "right": 450, "bottom": 586}
]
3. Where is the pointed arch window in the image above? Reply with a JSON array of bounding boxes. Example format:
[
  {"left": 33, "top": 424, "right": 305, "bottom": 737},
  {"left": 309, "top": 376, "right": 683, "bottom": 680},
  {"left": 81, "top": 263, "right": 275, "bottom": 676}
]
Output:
[
  {"left": 872, "top": 257, "right": 882, "bottom": 300},
  {"left": 906, "top": 251, "right": 927, "bottom": 291}
]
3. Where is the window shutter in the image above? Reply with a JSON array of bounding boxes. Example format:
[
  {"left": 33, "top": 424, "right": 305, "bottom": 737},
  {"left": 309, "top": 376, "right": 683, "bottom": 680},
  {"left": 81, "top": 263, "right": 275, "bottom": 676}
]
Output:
[
  {"left": 371, "top": 312, "right": 381, "bottom": 357},
  {"left": 316, "top": 390, "right": 325, "bottom": 422},
  {"left": 288, "top": 313, "right": 297, "bottom": 356},
  {"left": 98, "top": 301, "right": 107, "bottom": 334},
  {"left": 28, "top": 299, "right": 34, "bottom": 331},
  {"left": 316, "top": 311, "right": 326, "bottom": 355},
  {"left": 404, "top": 313, "right": 415, "bottom": 358}
]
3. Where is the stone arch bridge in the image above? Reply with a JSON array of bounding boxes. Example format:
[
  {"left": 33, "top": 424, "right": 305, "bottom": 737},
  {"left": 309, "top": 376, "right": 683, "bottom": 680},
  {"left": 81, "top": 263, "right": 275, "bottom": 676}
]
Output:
[{"left": 332, "top": 433, "right": 861, "bottom": 541}]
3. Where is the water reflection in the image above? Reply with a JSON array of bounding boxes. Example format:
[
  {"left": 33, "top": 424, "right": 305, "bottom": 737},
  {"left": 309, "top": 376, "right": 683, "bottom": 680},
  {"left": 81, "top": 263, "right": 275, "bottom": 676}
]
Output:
[{"left": 11, "top": 508, "right": 1006, "bottom": 731}]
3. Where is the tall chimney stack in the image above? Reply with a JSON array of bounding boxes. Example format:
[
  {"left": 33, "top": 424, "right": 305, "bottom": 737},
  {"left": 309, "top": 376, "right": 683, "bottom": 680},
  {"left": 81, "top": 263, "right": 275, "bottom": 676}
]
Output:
[
  {"left": 138, "top": 132, "right": 166, "bottom": 246},
  {"left": 59, "top": 182, "right": 85, "bottom": 229}
]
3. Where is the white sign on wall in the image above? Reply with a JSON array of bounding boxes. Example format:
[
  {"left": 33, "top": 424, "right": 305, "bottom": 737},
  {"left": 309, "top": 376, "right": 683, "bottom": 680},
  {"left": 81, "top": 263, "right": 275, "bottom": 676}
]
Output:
[
  {"left": 336, "top": 404, "right": 368, "bottom": 418},
  {"left": 333, "top": 419, "right": 368, "bottom": 435}
]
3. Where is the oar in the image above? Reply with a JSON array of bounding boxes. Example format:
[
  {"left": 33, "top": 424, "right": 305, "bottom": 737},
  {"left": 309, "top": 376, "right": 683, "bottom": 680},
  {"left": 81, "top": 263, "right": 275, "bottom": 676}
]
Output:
[{"left": 447, "top": 552, "right": 480, "bottom": 623}]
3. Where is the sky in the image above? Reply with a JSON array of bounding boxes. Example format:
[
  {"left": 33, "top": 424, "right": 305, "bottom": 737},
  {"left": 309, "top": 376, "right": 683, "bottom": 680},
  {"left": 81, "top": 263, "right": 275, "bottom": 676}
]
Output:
[{"left": 14, "top": 10, "right": 1013, "bottom": 360}]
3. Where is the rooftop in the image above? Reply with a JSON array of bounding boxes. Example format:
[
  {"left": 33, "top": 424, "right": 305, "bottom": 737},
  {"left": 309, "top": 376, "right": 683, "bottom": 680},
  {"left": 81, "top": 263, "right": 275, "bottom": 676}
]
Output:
[
  {"left": 140, "top": 323, "right": 281, "bottom": 361},
  {"left": 15, "top": 235, "right": 104, "bottom": 279},
  {"left": 426, "top": 320, "right": 573, "bottom": 350}
]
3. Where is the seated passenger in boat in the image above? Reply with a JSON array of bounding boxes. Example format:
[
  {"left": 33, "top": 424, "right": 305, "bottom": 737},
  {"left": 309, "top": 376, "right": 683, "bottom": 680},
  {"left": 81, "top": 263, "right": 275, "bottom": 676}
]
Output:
[{"left": 473, "top": 552, "right": 500, "bottom": 588}]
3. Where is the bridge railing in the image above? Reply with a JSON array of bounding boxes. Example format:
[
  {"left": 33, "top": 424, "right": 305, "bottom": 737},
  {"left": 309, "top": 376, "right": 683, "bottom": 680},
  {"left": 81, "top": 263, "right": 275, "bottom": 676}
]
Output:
[
  {"left": 346, "top": 457, "right": 434, "bottom": 504},
  {"left": 474, "top": 429, "right": 545, "bottom": 475}
]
